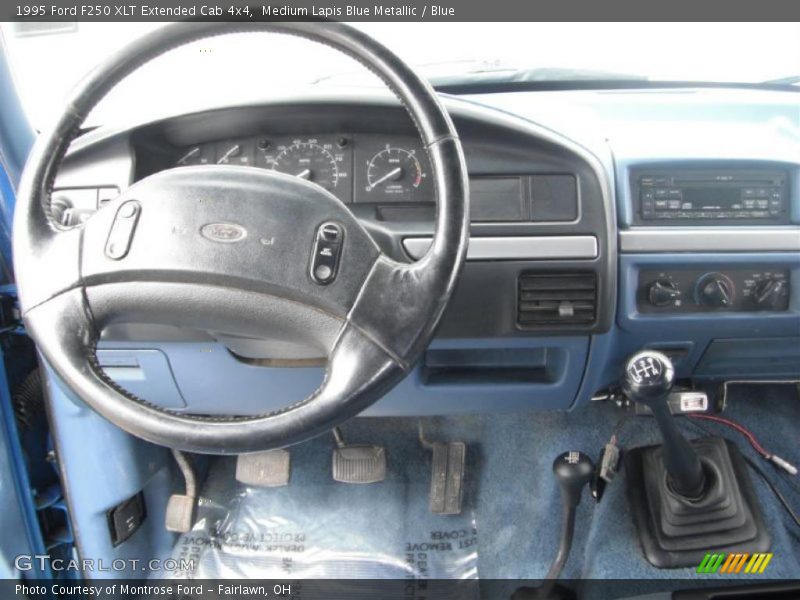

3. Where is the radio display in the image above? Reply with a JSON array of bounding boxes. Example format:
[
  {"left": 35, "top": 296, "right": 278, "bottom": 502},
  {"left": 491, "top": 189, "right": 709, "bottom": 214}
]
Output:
[{"left": 682, "top": 187, "right": 738, "bottom": 210}]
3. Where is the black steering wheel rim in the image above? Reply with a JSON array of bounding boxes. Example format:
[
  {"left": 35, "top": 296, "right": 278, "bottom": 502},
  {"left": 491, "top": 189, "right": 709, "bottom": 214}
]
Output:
[{"left": 13, "top": 21, "right": 469, "bottom": 454}]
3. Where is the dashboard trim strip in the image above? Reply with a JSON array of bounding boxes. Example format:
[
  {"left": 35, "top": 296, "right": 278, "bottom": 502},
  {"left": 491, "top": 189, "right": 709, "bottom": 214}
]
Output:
[
  {"left": 403, "top": 235, "right": 598, "bottom": 261},
  {"left": 620, "top": 228, "right": 800, "bottom": 253}
]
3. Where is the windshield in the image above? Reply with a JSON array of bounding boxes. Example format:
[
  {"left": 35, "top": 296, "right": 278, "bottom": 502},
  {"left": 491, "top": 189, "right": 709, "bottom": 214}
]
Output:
[{"left": 2, "top": 22, "right": 799, "bottom": 130}]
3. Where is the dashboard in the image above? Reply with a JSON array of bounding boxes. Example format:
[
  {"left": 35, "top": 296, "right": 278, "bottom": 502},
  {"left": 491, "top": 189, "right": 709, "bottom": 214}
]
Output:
[{"left": 50, "top": 89, "right": 800, "bottom": 417}]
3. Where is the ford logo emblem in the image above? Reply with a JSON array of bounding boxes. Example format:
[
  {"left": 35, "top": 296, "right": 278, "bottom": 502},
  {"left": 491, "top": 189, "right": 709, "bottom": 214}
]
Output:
[{"left": 200, "top": 222, "right": 247, "bottom": 243}]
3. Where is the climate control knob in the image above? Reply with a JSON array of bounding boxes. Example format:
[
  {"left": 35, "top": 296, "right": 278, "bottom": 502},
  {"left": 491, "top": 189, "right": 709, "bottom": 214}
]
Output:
[
  {"left": 648, "top": 279, "right": 681, "bottom": 307},
  {"left": 696, "top": 273, "right": 735, "bottom": 308},
  {"left": 753, "top": 277, "right": 786, "bottom": 309}
]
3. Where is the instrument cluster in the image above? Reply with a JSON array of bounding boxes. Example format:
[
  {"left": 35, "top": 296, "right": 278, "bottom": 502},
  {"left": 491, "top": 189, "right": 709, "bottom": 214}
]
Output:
[{"left": 173, "top": 133, "right": 433, "bottom": 205}]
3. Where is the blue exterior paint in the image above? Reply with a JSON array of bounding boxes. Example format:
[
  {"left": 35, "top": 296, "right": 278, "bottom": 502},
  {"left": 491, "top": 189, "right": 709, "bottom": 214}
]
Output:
[
  {"left": 0, "top": 36, "right": 61, "bottom": 583},
  {"left": 0, "top": 33, "right": 35, "bottom": 188},
  {"left": 0, "top": 167, "right": 17, "bottom": 283},
  {"left": 0, "top": 342, "right": 50, "bottom": 580}
]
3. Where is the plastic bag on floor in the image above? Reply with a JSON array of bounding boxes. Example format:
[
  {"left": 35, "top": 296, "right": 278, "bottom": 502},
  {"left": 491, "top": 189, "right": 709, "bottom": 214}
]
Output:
[{"left": 164, "top": 458, "right": 479, "bottom": 597}]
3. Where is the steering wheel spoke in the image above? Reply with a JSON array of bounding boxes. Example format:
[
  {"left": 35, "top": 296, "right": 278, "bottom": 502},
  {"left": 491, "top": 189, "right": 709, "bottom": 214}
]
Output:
[{"left": 80, "top": 166, "right": 380, "bottom": 317}]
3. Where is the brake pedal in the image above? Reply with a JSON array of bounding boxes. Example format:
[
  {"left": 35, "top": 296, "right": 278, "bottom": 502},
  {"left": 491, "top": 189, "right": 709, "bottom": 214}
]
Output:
[
  {"left": 331, "top": 427, "right": 386, "bottom": 484},
  {"left": 420, "top": 421, "right": 466, "bottom": 515},
  {"left": 235, "top": 449, "right": 291, "bottom": 487}
]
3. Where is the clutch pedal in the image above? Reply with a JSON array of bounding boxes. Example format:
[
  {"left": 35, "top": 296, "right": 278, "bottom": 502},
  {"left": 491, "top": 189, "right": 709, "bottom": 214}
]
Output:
[
  {"left": 420, "top": 421, "right": 466, "bottom": 515},
  {"left": 165, "top": 449, "right": 197, "bottom": 533},
  {"left": 331, "top": 427, "right": 386, "bottom": 484},
  {"left": 235, "top": 449, "right": 291, "bottom": 487}
]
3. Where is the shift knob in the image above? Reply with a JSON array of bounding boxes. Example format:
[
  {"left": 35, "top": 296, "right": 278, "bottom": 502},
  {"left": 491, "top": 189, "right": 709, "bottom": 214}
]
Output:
[
  {"left": 621, "top": 350, "right": 675, "bottom": 406},
  {"left": 621, "top": 350, "right": 706, "bottom": 498},
  {"left": 553, "top": 451, "right": 595, "bottom": 508}
]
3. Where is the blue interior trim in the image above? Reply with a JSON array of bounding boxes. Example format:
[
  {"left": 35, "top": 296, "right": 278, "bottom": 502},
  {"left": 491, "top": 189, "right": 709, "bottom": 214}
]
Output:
[
  {"left": 616, "top": 252, "right": 800, "bottom": 380},
  {"left": 45, "top": 366, "right": 175, "bottom": 579},
  {"left": 95, "top": 335, "right": 591, "bottom": 417}
]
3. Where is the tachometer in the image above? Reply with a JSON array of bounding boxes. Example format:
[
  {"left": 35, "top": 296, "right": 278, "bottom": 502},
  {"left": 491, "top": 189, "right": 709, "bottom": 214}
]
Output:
[
  {"left": 268, "top": 141, "right": 339, "bottom": 191},
  {"left": 366, "top": 146, "right": 425, "bottom": 195}
]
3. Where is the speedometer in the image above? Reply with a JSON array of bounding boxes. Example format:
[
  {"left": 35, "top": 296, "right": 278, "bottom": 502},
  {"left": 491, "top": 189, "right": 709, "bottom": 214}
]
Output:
[{"left": 269, "top": 141, "right": 339, "bottom": 191}]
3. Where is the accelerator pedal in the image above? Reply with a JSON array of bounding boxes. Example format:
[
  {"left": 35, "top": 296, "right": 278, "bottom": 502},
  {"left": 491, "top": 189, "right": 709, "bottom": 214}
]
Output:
[
  {"left": 235, "top": 449, "right": 291, "bottom": 487},
  {"left": 420, "top": 421, "right": 466, "bottom": 515},
  {"left": 331, "top": 427, "right": 386, "bottom": 484}
]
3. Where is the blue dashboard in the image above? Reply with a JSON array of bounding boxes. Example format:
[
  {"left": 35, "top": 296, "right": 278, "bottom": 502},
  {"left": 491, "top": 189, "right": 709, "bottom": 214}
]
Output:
[{"left": 49, "top": 87, "right": 800, "bottom": 415}]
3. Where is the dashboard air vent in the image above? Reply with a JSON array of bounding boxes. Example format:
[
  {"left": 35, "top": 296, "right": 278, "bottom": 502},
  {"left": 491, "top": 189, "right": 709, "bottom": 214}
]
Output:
[{"left": 518, "top": 272, "right": 597, "bottom": 327}]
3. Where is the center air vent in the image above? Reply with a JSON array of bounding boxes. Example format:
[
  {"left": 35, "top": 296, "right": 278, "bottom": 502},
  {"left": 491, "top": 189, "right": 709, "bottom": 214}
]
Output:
[{"left": 517, "top": 272, "right": 597, "bottom": 328}]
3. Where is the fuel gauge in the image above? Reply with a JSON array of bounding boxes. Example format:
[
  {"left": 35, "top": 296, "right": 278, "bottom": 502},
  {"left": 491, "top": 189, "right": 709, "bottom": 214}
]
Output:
[{"left": 175, "top": 143, "right": 215, "bottom": 167}]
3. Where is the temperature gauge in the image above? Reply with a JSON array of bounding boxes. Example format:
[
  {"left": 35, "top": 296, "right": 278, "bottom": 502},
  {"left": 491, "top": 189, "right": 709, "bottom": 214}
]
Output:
[{"left": 215, "top": 140, "right": 254, "bottom": 166}]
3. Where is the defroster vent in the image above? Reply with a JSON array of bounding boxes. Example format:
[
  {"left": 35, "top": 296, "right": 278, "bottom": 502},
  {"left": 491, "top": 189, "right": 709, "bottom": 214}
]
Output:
[{"left": 518, "top": 272, "right": 597, "bottom": 327}]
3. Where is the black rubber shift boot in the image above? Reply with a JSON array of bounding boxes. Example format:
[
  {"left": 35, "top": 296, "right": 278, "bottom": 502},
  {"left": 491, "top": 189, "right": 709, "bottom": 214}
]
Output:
[{"left": 626, "top": 436, "right": 770, "bottom": 568}]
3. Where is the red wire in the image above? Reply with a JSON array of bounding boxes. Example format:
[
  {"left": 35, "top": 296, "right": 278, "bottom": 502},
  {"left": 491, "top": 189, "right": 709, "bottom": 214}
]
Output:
[{"left": 687, "top": 413, "right": 771, "bottom": 458}]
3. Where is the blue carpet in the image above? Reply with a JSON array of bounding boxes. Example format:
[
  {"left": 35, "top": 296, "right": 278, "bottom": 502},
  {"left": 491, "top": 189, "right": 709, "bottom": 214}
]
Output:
[{"left": 178, "top": 384, "right": 799, "bottom": 597}]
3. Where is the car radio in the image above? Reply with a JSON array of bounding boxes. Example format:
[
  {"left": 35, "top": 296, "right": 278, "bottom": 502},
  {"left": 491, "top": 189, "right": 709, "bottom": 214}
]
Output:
[{"left": 632, "top": 168, "right": 790, "bottom": 225}]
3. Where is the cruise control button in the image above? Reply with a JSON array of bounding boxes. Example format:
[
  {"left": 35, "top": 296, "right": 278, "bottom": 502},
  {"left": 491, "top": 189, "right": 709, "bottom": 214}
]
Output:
[
  {"left": 320, "top": 223, "right": 341, "bottom": 241},
  {"left": 310, "top": 222, "right": 344, "bottom": 285},
  {"left": 105, "top": 201, "right": 140, "bottom": 260}
]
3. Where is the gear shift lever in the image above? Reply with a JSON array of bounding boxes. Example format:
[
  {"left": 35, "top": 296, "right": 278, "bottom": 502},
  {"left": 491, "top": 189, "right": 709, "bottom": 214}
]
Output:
[
  {"left": 622, "top": 350, "right": 770, "bottom": 568},
  {"left": 621, "top": 351, "right": 705, "bottom": 498},
  {"left": 513, "top": 451, "right": 594, "bottom": 600}
]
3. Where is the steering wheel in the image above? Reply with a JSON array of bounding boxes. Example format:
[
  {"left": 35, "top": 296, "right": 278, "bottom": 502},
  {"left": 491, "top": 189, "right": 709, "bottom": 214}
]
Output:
[{"left": 12, "top": 22, "right": 469, "bottom": 454}]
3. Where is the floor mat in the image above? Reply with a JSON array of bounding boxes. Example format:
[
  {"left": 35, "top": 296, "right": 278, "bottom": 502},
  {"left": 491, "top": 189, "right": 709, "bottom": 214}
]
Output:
[
  {"left": 167, "top": 423, "right": 480, "bottom": 596},
  {"left": 161, "top": 384, "right": 799, "bottom": 598}
]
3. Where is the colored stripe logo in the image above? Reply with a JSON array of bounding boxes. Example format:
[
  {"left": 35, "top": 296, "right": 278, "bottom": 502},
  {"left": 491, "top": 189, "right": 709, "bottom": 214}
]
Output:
[{"left": 697, "top": 552, "right": 773, "bottom": 574}]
